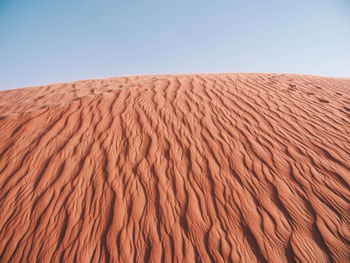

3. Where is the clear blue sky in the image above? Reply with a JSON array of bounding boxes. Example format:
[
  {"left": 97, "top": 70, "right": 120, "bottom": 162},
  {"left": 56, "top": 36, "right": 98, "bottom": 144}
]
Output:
[{"left": 1, "top": 0, "right": 350, "bottom": 90}]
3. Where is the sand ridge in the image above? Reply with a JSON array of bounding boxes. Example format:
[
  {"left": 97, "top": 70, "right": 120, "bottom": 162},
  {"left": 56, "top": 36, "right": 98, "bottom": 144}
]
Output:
[{"left": 0, "top": 73, "right": 349, "bottom": 262}]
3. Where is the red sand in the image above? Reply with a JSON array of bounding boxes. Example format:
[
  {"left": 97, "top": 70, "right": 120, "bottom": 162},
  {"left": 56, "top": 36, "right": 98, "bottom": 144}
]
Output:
[{"left": 0, "top": 73, "right": 349, "bottom": 262}]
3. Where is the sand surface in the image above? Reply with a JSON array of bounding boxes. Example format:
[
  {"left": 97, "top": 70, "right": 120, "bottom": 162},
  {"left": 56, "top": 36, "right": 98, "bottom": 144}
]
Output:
[{"left": 0, "top": 73, "right": 349, "bottom": 262}]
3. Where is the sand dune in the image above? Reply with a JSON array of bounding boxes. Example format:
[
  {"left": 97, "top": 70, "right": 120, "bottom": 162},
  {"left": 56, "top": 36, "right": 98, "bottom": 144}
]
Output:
[{"left": 0, "top": 73, "right": 349, "bottom": 262}]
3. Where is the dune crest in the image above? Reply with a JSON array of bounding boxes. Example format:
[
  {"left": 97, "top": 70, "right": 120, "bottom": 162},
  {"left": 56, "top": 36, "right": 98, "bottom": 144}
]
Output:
[{"left": 0, "top": 73, "right": 349, "bottom": 262}]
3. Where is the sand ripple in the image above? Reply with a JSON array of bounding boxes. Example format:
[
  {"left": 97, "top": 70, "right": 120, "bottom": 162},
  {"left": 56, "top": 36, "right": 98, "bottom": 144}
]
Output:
[{"left": 0, "top": 73, "right": 349, "bottom": 262}]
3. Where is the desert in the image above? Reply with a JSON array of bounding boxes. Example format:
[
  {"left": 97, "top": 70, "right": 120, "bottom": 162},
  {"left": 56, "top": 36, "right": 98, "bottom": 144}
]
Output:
[{"left": 0, "top": 73, "right": 349, "bottom": 262}]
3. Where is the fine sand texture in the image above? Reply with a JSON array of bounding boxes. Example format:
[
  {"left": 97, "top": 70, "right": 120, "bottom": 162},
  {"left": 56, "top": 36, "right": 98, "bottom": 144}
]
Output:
[{"left": 0, "top": 73, "right": 349, "bottom": 262}]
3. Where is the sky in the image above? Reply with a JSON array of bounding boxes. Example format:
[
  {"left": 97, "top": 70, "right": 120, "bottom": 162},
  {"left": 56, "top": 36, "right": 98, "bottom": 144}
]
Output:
[{"left": 1, "top": 0, "right": 350, "bottom": 90}]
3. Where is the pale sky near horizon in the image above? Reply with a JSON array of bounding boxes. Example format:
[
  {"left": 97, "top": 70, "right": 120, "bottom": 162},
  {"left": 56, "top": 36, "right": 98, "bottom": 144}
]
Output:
[{"left": 1, "top": 0, "right": 350, "bottom": 90}]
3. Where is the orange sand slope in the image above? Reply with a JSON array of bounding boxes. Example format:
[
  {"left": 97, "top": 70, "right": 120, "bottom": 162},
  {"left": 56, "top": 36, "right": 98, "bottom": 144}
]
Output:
[{"left": 0, "top": 73, "right": 349, "bottom": 262}]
